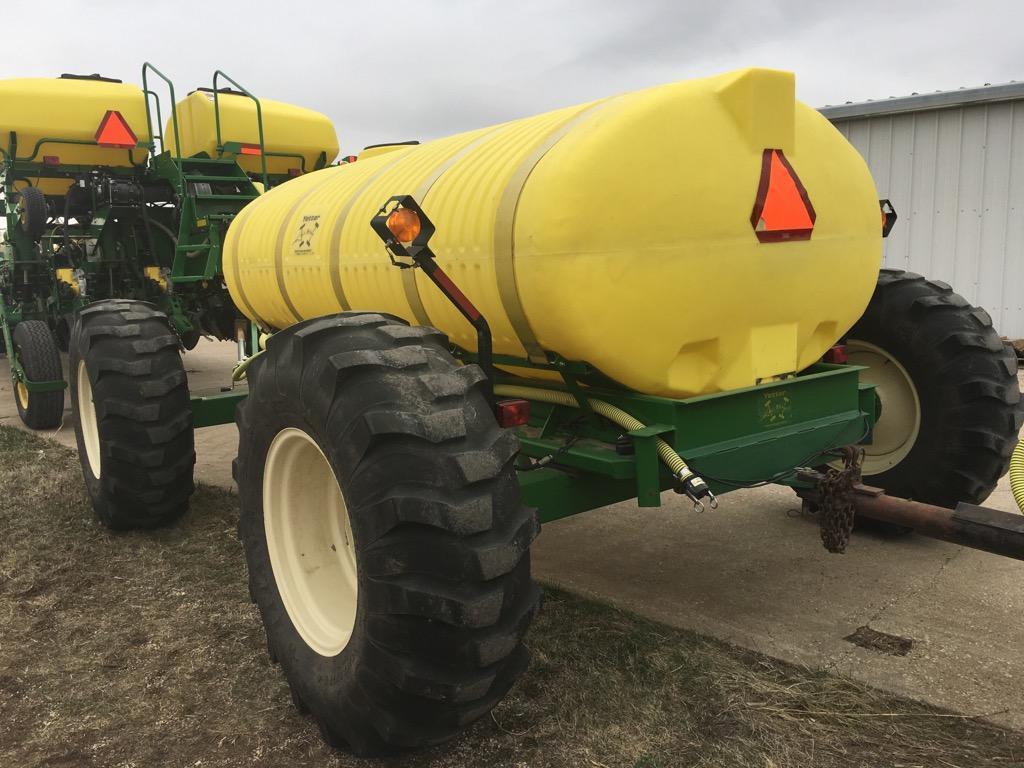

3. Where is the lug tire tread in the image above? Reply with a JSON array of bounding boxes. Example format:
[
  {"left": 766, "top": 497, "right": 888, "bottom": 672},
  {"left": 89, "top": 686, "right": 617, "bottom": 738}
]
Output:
[
  {"left": 235, "top": 312, "right": 539, "bottom": 756},
  {"left": 70, "top": 300, "right": 194, "bottom": 529},
  {"left": 849, "top": 269, "right": 1022, "bottom": 507}
]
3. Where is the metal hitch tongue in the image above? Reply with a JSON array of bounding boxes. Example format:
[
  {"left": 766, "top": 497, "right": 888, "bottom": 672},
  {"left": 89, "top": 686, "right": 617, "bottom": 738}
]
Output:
[{"left": 796, "top": 482, "right": 1024, "bottom": 562}]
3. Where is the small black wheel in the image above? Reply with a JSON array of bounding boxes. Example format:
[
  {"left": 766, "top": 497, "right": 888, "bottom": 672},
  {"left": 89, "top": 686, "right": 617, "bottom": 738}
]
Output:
[
  {"left": 18, "top": 186, "right": 48, "bottom": 241},
  {"left": 848, "top": 269, "right": 1022, "bottom": 509},
  {"left": 11, "top": 320, "right": 64, "bottom": 429},
  {"left": 235, "top": 313, "right": 540, "bottom": 756},
  {"left": 69, "top": 300, "right": 195, "bottom": 529}
]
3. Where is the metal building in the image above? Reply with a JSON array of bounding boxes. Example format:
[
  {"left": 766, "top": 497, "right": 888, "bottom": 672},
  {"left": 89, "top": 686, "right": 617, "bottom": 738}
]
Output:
[{"left": 820, "top": 83, "right": 1024, "bottom": 337}]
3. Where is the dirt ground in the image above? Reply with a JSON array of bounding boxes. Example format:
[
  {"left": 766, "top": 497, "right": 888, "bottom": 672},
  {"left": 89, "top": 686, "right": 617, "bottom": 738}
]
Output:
[{"left": 3, "top": 426, "right": 1024, "bottom": 768}]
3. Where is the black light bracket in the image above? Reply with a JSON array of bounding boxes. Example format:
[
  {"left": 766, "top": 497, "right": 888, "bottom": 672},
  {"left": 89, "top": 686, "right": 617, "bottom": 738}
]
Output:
[
  {"left": 880, "top": 199, "right": 898, "bottom": 238},
  {"left": 371, "top": 195, "right": 495, "bottom": 408}
]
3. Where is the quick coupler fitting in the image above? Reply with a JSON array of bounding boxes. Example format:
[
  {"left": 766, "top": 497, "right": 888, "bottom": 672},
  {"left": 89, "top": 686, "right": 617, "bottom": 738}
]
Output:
[{"left": 675, "top": 470, "right": 719, "bottom": 513}]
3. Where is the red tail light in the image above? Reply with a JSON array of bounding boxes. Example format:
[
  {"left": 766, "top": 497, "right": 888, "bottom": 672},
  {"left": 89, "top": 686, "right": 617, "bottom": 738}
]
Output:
[
  {"left": 823, "top": 345, "right": 848, "bottom": 364},
  {"left": 239, "top": 143, "right": 262, "bottom": 156},
  {"left": 496, "top": 399, "right": 530, "bottom": 428}
]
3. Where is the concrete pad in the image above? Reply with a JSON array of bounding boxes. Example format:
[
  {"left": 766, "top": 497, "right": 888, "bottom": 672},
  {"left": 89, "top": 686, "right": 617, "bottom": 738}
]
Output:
[{"left": 2, "top": 341, "right": 1023, "bottom": 728}]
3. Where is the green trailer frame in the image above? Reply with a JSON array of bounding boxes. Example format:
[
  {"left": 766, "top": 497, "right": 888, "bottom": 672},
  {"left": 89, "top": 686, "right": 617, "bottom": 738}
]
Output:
[{"left": 190, "top": 352, "right": 876, "bottom": 523}]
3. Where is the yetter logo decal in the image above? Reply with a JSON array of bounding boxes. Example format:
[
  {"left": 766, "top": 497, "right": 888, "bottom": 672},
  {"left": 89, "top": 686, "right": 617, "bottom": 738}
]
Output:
[{"left": 293, "top": 215, "right": 321, "bottom": 254}]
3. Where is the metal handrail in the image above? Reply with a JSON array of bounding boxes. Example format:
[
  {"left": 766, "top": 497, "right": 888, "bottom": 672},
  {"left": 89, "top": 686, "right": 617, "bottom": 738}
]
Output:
[
  {"left": 143, "top": 89, "right": 165, "bottom": 154},
  {"left": 16, "top": 137, "right": 142, "bottom": 166},
  {"left": 212, "top": 71, "right": 269, "bottom": 189},
  {"left": 141, "top": 63, "right": 182, "bottom": 173}
]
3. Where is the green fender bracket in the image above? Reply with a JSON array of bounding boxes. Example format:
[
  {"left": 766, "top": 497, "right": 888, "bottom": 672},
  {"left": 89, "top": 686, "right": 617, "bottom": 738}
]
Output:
[{"left": 19, "top": 377, "right": 67, "bottom": 393}]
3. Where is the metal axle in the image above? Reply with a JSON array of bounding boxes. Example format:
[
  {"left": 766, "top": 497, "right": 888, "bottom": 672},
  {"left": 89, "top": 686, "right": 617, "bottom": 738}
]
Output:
[{"left": 798, "top": 484, "right": 1024, "bottom": 562}]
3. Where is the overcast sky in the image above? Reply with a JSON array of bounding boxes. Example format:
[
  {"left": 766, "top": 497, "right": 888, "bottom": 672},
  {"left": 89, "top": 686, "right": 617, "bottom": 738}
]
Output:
[{"left": 6, "top": 0, "right": 1023, "bottom": 154}]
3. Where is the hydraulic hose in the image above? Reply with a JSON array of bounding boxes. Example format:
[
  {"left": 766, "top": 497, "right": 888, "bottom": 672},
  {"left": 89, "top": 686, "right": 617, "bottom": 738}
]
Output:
[
  {"left": 147, "top": 217, "right": 178, "bottom": 246},
  {"left": 1010, "top": 439, "right": 1024, "bottom": 513},
  {"left": 493, "top": 383, "right": 716, "bottom": 509}
]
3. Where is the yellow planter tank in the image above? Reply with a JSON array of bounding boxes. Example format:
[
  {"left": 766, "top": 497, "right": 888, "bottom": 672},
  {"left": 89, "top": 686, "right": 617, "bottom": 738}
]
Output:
[
  {"left": 166, "top": 91, "right": 339, "bottom": 176},
  {"left": 223, "top": 68, "right": 882, "bottom": 398},
  {"left": 0, "top": 77, "right": 150, "bottom": 194}
]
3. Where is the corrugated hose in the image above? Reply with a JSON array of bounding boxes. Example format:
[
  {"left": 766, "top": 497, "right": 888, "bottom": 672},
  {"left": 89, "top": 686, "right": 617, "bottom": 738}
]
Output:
[{"left": 1010, "top": 439, "right": 1024, "bottom": 513}]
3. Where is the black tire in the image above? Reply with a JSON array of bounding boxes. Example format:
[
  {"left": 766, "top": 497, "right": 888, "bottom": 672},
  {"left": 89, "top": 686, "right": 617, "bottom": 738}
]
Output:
[
  {"left": 69, "top": 300, "right": 195, "bottom": 529},
  {"left": 18, "top": 186, "right": 48, "bottom": 241},
  {"left": 848, "top": 269, "right": 1022, "bottom": 508},
  {"left": 11, "top": 320, "right": 64, "bottom": 429},
  {"left": 54, "top": 318, "right": 71, "bottom": 353},
  {"left": 235, "top": 313, "right": 540, "bottom": 756}
]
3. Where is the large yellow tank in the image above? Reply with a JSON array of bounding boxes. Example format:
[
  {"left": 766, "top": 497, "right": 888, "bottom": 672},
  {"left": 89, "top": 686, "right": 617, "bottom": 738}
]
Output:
[
  {"left": 223, "top": 68, "right": 882, "bottom": 398},
  {"left": 166, "top": 91, "right": 339, "bottom": 176},
  {"left": 0, "top": 77, "right": 150, "bottom": 194}
]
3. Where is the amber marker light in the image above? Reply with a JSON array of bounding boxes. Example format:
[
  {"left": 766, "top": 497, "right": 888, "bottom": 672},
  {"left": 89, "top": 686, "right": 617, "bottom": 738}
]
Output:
[{"left": 386, "top": 207, "right": 422, "bottom": 244}]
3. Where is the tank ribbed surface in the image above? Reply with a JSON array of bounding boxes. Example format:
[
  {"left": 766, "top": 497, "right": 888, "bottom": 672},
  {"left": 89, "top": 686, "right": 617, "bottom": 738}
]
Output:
[{"left": 224, "top": 68, "right": 882, "bottom": 397}]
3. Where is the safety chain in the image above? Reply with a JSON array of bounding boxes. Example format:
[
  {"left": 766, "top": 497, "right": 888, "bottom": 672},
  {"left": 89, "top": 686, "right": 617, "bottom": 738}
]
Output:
[{"left": 817, "top": 446, "right": 864, "bottom": 554}]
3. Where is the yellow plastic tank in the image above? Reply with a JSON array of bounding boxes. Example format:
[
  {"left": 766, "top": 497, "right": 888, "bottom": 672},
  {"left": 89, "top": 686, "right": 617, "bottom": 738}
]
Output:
[
  {"left": 0, "top": 77, "right": 150, "bottom": 194},
  {"left": 223, "top": 68, "right": 882, "bottom": 398},
  {"left": 166, "top": 91, "right": 339, "bottom": 176}
]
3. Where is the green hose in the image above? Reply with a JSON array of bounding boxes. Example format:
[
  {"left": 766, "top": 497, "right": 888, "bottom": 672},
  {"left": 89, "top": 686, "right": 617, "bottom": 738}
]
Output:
[
  {"left": 1010, "top": 439, "right": 1024, "bottom": 513},
  {"left": 493, "top": 383, "right": 714, "bottom": 508}
]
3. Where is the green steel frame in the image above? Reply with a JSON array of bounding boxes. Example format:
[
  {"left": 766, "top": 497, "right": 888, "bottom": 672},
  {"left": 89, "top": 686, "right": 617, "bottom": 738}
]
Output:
[{"left": 189, "top": 352, "right": 876, "bottom": 525}]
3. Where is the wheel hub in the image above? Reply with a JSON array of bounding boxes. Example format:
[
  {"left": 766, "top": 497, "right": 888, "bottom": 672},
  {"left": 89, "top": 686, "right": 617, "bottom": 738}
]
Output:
[
  {"left": 845, "top": 339, "right": 921, "bottom": 475},
  {"left": 263, "top": 427, "right": 358, "bottom": 657}
]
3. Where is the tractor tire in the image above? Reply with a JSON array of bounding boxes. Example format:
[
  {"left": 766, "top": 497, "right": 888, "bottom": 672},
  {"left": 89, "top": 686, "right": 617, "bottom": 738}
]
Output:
[
  {"left": 847, "top": 269, "right": 1022, "bottom": 509},
  {"left": 69, "top": 300, "right": 195, "bottom": 529},
  {"left": 18, "top": 186, "right": 48, "bottom": 241},
  {"left": 11, "top": 320, "right": 64, "bottom": 429},
  {"left": 235, "top": 313, "right": 540, "bottom": 756}
]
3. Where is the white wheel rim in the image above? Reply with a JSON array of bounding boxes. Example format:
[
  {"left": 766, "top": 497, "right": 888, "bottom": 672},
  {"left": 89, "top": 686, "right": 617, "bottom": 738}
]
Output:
[
  {"left": 846, "top": 339, "right": 922, "bottom": 475},
  {"left": 263, "top": 427, "right": 358, "bottom": 657},
  {"left": 77, "top": 361, "right": 102, "bottom": 478}
]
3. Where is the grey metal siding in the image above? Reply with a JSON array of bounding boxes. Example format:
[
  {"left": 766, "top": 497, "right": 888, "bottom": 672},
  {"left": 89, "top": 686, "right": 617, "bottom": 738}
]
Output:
[{"left": 831, "top": 99, "right": 1024, "bottom": 337}]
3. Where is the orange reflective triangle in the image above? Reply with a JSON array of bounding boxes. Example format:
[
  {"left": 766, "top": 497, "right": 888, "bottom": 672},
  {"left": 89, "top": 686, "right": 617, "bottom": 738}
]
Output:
[
  {"left": 750, "top": 148, "right": 815, "bottom": 242},
  {"left": 95, "top": 110, "right": 138, "bottom": 149}
]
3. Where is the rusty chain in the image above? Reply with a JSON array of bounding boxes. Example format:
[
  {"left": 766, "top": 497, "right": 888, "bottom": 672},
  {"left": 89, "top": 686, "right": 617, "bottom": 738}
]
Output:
[{"left": 817, "top": 445, "right": 864, "bottom": 554}]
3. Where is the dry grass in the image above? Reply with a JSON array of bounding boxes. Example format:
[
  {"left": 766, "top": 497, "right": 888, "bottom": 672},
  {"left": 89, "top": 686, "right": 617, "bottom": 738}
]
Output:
[{"left": 1, "top": 425, "right": 1023, "bottom": 768}]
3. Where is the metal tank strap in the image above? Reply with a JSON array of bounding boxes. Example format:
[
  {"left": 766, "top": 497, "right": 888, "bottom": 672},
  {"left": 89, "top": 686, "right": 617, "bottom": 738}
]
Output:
[
  {"left": 401, "top": 128, "right": 516, "bottom": 327},
  {"left": 272, "top": 172, "right": 349, "bottom": 324},
  {"left": 493, "top": 97, "right": 618, "bottom": 363},
  {"left": 326, "top": 151, "right": 414, "bottom": 312}
]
